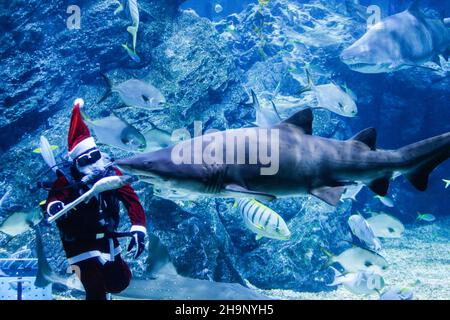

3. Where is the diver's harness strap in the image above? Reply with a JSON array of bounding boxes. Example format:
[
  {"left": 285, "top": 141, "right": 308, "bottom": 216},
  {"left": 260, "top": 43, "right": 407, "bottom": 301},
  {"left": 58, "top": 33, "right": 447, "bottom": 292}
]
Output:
[
  {"left": 67, "top": 246, "right": 122, "bottom": 265},
  {"left": 61, "top": 231, "right": 134, "bottom": 242}
]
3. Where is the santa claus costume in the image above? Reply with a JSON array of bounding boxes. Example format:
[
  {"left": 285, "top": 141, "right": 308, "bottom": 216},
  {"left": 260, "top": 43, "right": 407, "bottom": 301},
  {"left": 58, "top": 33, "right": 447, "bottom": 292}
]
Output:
[{"left": 46, "top": 98, "right": 147, "bottom": 300}]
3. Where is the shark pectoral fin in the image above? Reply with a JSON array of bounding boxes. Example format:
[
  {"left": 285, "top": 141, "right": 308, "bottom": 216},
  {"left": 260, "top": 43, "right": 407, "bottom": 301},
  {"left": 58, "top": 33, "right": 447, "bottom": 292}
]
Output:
[
  {"left": 310, "top": 186, "right": 346, "bottom": 206},
  {"left": 225, "top": 184, "right": 276, "bottom": 202},
  {"left": 277, "top": 108, "right": 313, "bottom": 134},
  {"left": 350, "top": 128, "right": 377, "bottom": 150},
  {"left": 368, "top": 177, "right": 390, "bottom": 196}
]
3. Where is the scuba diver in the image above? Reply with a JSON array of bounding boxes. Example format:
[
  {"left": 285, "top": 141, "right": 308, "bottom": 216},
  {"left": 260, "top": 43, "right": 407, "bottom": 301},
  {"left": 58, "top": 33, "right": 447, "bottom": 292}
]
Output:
[{"left": 44, "top": 98, "right": 147, "bottom": 300}]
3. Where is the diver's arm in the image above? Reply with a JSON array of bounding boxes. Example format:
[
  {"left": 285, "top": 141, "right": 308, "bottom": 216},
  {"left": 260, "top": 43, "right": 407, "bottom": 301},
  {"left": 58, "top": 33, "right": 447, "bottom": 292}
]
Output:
[
  {"left": 113, "top": 167, "right": 147, "bottom": 233},
  {"left": 45, "top": 176, "right": 71, "bottom": 216},
  {"left": 114, "top": 167, "right": 147, "bottom": 259}
]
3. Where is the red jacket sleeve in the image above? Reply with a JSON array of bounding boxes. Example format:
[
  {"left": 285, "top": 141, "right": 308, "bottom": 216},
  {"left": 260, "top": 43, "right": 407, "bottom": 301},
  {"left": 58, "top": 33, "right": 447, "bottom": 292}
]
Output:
[
  {"left": 46, "top": 175, "right": 72, "bottom": 212},
  {"left": 114, "top": 167, "right": 147, "bottom": 228}
]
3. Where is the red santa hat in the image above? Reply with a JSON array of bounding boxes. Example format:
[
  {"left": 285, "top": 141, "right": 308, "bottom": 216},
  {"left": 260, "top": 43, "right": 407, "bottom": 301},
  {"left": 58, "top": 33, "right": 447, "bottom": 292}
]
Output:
[{"left": 67, "top": 98, "right": 97, "bottom": 160}]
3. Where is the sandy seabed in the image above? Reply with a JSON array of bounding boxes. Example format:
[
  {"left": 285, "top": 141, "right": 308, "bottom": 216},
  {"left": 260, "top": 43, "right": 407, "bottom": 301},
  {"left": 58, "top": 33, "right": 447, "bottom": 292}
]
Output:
[{"left": 261, "top": 217, "right": 450, "bottom": 300}]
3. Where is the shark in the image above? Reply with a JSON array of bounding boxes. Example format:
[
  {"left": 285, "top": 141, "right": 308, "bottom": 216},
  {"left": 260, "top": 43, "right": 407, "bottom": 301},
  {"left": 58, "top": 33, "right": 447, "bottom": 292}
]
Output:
[
  {"left": 341, "top": 1, "right": 450, "bottom": 73},
  {"left": 115, "top": 108, "right": 450, "bottom": 206}
]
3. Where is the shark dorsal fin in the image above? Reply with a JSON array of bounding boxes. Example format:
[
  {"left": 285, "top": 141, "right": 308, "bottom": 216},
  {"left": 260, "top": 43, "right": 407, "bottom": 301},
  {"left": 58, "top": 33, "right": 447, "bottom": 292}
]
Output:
[
  {"left": 278, "top": 108, "right": 313, "bottom": 134},
  {"left": 350, "top": 128, "right": 377, "bottom": 150},
  {"left": 408, "top": 0, "right": 422, "bottom": 16},
  {"left": 250, "top": 89, "right": 261, "bottom": 111}
]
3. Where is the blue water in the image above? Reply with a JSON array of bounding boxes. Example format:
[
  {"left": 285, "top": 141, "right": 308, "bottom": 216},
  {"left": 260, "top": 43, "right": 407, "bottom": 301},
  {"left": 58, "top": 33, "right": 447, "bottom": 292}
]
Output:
[{"left": 0, "top": 0, "right": 449, "bottom": 300}]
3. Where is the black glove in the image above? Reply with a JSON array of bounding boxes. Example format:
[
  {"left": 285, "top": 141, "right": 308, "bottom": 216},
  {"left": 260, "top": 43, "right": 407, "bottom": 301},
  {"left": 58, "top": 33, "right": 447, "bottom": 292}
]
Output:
[
  {"left": 127, "top": 231, "right": 146, "bottom": 259},
  {"left": 47, "top": 201, "right": 64, "bottom": 217}
]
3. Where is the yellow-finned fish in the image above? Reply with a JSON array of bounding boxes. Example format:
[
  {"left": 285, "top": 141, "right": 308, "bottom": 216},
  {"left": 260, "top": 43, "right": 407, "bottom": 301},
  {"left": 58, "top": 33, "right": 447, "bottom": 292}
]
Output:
[
  {"left": 0, "top": 208, "right": 43, "bottom": 237},
  {"left": 416, "top": 212, "right": 436, "bottom": 223},
  {"left": 443, "top": 179, "right": 450, "bottom": 188},
  {"left": 122, "top": 43, "right": 140, "bottom": 63},
  {"left": 322, "top": 246, "right": 389, "bottom": 273},
  {"left": 234, "top": 199, "right": 291, "bottom": 241}
]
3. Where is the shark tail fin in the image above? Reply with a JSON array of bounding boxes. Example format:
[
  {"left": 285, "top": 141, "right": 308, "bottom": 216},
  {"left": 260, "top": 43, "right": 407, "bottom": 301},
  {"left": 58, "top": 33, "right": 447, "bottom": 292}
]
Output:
[
  {"left": 298, "top": 66, "right": 314, "bottom": 94},
  {"left": 98, "top": 73, "right": 113, "bottom": 104},
  {"left": 399, "top": 133, "right": 450, "bottom": 191},
  {"left": 33, "top": 225, "right": 56, "bottom": 288}
]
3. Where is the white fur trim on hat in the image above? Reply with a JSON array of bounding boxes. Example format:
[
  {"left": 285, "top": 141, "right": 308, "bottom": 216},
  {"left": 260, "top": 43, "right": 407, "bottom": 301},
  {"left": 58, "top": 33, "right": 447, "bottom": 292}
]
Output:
[
  {"left": 130, "top": 225, "right": 147, "bottom": 235},
  {"left": 74, "top": 98, "right": 85, "bottom": 108},
  {"left": 69, "top": 137, "right": 97, "bottom": 160}
]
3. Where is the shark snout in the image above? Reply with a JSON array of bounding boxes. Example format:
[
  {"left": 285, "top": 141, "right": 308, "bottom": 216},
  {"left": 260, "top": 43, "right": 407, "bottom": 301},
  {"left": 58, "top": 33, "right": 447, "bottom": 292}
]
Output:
[
  {"left": 340, "top": 48, "right": 358, "bottom": 64},
  {"left": 115, "top": 156, "right": 147, "bottom": 175}
]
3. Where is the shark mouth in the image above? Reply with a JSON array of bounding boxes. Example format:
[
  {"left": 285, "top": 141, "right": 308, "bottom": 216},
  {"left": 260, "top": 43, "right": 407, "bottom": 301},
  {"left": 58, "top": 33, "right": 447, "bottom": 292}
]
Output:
[{"left": 346, "top": 63, "right": 377, "bottom": 70}]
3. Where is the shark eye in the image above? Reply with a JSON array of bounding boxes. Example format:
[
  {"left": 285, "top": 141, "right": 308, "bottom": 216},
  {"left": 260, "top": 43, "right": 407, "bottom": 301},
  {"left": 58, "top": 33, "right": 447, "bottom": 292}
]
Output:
[{"left": 145, "top": 160, "right": 153, "bottom": 168}]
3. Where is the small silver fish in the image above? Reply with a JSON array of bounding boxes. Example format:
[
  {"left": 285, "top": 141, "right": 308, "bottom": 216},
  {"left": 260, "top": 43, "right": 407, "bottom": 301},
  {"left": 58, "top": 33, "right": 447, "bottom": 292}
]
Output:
[
  {"left": 0, "top": 208, "right": 42, "bottom": 237},
  {"left": 380, "top": 287, "right": 414, "bottom": 300},
  {"left": 323, "top": 246, "right": 389, "bottom": 273},
  {"left": 348, "top": 214, "right": 382, "bottom": 252},
  {"left": 234, "top": 199, "right": 291, "bottom": 241},
  {"left": 341, "top": 184, "right": 364, "bottom": 201},
  {"left": 328, "top": 266, "right": 385, "bottom": 295},
  {"left": 300, "top": 68, "right": 358, "bottom": 117},
  {"left": 366, "top": 213, "right": 404, "bottom": 238},
  {"left": 374, "top": 195, "right": 394, "bottom": 207},
  {"left": 99, "top": 74, "right": 166, "bottom": 110},
  {"left": 82, "top": 111, "right": 146, "bottom": 152}
]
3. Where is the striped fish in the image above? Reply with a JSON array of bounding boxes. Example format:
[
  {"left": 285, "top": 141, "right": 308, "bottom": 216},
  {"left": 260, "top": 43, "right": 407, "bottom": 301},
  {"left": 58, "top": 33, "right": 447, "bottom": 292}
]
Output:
[
  {"left": 114, "top": 0, "right": 140, "bottom": 51},
  {"left": 127, "top": 0, "right": 139, "bottom": 51},
  {"left": 234, "top": 199, "right": 291, "bottom": 241}
]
